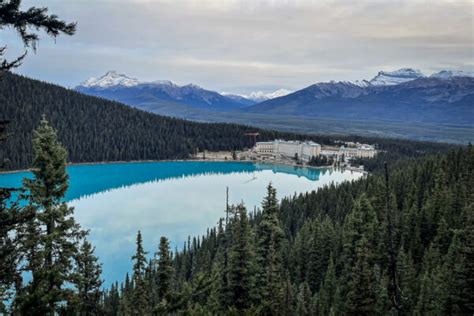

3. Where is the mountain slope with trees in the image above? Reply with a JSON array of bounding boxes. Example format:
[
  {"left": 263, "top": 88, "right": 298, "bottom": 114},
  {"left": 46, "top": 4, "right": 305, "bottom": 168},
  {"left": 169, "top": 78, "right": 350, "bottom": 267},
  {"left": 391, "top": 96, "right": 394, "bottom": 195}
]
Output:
[{"left": 0, "top": 72, "right": 275, "bottom": 170}]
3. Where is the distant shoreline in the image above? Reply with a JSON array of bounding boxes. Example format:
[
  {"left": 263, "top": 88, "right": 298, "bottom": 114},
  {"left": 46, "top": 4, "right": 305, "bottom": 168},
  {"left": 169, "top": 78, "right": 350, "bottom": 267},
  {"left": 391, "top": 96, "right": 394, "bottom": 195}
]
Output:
[{"left": 0, "top": 158, "right": 348, "bottom": 175}]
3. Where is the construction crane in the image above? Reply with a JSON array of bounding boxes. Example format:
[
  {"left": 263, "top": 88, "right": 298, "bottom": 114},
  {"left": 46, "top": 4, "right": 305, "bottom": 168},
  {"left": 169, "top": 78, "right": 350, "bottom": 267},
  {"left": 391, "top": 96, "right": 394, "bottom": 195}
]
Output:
[{"left": 244, "top": 132, "right": 259, "bottom": 147}]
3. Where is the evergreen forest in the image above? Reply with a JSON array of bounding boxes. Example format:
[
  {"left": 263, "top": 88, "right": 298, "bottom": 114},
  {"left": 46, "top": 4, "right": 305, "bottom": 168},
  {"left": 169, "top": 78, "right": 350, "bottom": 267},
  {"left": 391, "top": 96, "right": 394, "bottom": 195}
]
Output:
[{"left": 1, "top": 115, "right": 473, "bottom": 314}]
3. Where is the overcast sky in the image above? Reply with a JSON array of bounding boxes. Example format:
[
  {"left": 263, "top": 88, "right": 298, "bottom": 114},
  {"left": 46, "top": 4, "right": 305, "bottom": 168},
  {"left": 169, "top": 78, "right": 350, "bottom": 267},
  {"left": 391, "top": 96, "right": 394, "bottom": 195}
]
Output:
[{"left": 3, "top": 0, "right": 473, "bottom": 93}]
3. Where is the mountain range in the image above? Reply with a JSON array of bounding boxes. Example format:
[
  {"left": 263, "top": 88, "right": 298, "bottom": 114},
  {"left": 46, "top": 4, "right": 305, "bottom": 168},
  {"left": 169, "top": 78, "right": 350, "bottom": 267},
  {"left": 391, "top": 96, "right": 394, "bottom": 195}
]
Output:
[
  {"left": 76, "top": 71, "right": 252, "bottom": 112},
  {"left": 248, "top": 72, "right": 474, "bottom": 125},
  {"left": 75, "top": 68, "right": 473, "bottom": 143}
]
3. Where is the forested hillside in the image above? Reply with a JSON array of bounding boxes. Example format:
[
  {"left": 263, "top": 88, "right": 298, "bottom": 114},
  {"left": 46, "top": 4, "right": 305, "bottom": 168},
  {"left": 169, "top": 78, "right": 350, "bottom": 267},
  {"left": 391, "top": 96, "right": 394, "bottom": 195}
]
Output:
[
  {"left": 103, "top": 145, "right": 474, "bottom": 314},
  {"left": 0, "top": 73, "right": 457, "bottom": 171},
  {"left": 0, "top": 73, "right": 259, "bottom": 170}
]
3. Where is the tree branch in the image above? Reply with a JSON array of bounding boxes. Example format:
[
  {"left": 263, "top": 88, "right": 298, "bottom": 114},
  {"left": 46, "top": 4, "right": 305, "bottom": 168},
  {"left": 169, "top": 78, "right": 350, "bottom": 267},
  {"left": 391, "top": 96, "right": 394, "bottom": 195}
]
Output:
[{"left": 0, "top": 0, "right": 76, "bottom": 71}]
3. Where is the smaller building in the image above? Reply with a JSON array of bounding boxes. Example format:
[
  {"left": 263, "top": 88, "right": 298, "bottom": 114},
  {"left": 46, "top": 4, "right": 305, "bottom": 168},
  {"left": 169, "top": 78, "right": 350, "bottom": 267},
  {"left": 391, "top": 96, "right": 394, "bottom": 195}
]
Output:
[
  {"left": 340, "top": 144, "right": 376, "bottom": 158},
  {"left": 255, "top": 141, "right": 275, "bottom": 157}
]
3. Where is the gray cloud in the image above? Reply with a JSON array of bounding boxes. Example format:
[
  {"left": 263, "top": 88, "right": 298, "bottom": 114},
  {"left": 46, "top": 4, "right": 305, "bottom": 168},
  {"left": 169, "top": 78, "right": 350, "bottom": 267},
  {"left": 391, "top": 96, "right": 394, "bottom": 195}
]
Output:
[{"left": 5, "top": 0, "right": 473, "bottom": 93}]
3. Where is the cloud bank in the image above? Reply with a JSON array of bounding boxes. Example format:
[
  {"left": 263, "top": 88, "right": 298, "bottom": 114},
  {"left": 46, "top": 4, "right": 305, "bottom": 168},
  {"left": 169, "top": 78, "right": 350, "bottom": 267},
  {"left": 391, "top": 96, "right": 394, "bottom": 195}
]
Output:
[{"left": 4, "top": 0, "right": 473, "bottom": 93}]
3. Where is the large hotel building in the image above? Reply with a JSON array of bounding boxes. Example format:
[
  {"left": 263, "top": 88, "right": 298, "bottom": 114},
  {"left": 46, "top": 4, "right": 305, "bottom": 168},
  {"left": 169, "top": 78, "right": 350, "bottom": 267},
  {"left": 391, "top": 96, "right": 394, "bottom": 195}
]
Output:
[{"left": 255, "top": 140, "right": 322, "bottom": 162}]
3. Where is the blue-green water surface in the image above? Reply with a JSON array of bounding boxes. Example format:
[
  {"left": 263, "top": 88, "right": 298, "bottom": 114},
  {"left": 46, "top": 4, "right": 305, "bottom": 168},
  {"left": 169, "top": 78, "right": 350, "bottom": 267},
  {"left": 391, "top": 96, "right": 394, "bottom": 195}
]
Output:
[{"left": 0, "top": 161, "right": 362, "bottom": 286}]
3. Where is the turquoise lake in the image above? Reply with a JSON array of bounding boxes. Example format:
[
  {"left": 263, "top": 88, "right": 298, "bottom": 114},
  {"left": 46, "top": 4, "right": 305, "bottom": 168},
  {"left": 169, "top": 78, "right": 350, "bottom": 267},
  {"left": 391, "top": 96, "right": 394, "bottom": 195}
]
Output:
[{"left": 0, "top": 161, "right": 362, "bottom": 286}]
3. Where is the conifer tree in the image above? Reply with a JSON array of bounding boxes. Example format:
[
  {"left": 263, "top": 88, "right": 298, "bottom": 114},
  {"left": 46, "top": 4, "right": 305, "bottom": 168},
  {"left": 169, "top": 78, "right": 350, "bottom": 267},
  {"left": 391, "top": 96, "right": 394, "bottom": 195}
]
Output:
[
  {"left": 375, "top": 270, "right": 390, "bottom": 314},
  {"left": 16, "top": 117, "right": 85, "bottom": 314},
  {"left": 228, "top": 204, "right": 254, "bottom": 311},
  {"left": 131, "top": 230, "right": 150, "bottom": 315},
  {"left": 295, "top": 281, "right": 312, "bottom": 316},
  {"left": 282, "top": 276, "right": 296, "bottom": 316},
  {"left": 340, "top": 194, "right": 378, "bottom": 310},
  {"left": 346, "top": 236, "right": 377, "bottom": 314},
  {"left": 318, "top": 256, "right": 336, "bottom": 316},
  {"left": 118, "top": 273, "right": 133, "bottom": 315},
  {"left": 415, "top": 269, "right": 443, "bottom": 314},
  {"left": 103, "top": 282, "right": 120, "bottom": 316},
  {"left": 397, "top": 247, "right": 417, "bottom": 313},
  {"left": 415, "top": 245, "right": 445, "bottom": 314},
  {"left": 307, "top": 217, "right": 334, "bottom": 292},
  {"left": 0, "top": 193, "right": 17, "bottom": 313},
  {"left": 331, "top": 285, "right": 343, "bottom": 316},
  {"left": 155, "top": 236, "right": 174, "bottom": 310},
  {"left": 73, "top": 240, "right": 103, "bottom": 316},
  {"left": 460, "top": 203, "right": 474, "bottom": 312},
  {"left": 0, "top": 120, "right": 27, "bottom": 311},
  {"left": 381, "top": 163, "right": 402, "bottom": 311},
  {"left": 255, "top": 184, "right": 285, "bottom": 313}
]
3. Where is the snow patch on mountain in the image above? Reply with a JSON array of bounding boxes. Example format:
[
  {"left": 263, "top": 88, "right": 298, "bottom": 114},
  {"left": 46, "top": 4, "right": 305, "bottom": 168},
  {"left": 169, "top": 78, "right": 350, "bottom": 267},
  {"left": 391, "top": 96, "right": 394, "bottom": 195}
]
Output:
[
  {"left": 223, "top": 89, "right": 292, "bottom": 102},
  {"left": 249, "top": 89, "right": 293, "bottom": 101},
  {"left": 344, "top": 80, "right": 371, "bottom": 88},
  {"left": 369, "top": 68, "right": 425, "bottom": 86},
  {"left": 80, "top": 71, "right": 141, "bottom": 88},
  {"left": 79, "top": 71, "right": 178, "bottom": 89}
]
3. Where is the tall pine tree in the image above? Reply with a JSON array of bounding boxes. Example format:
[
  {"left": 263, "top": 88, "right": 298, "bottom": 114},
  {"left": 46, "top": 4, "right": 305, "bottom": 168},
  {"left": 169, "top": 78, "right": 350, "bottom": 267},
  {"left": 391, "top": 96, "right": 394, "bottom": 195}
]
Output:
[
  {"left": 228, "top": 204, "right": 254, "bottom": 311},
  {"left": 255, "top": 184, "right": 285, "bottom": 313},
  {"left": 155, "top": 236, "right": 174, "bottom": 312},
  {"left": 16, "top": 117, "right": 85, "bottom": 314},
  {"left": 73, "top": 240, "right": 103, "bottom": 316},
  {"left": 131, "top": 230, "right": 150, "bottom": 315}
]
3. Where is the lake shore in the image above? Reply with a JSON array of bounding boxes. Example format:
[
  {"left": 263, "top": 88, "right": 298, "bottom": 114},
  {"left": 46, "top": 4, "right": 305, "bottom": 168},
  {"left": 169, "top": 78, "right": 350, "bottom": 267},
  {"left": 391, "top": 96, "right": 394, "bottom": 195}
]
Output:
[{"left": 0, "top": 157, "right": 351, "bottom": 175}]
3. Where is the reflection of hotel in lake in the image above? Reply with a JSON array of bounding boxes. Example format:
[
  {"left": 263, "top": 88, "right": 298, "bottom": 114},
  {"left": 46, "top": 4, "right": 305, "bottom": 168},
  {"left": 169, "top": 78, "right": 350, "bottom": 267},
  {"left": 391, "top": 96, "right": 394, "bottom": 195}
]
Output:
[{"left": 254, "top": 163, "right": 329, "bottom": 181}]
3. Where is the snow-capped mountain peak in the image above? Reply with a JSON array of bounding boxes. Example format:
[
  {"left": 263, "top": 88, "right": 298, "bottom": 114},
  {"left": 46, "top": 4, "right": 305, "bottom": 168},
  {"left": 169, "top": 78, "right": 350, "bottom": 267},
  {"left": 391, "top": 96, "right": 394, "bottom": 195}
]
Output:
[
  {"left": 239, "top": 89, "right": 293, "bottom": 101},
  {"left": 221, "top": 89, "right": 292, "bottom": 102},
  {"left": 80, "top": 71, "right": 141, "bottom": 88},
  {"left": 252, "top": 88, "right": 292, "bottom": 100},
  {"left": 369, "top": 68, "right": 425, "bottom": 86}
]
